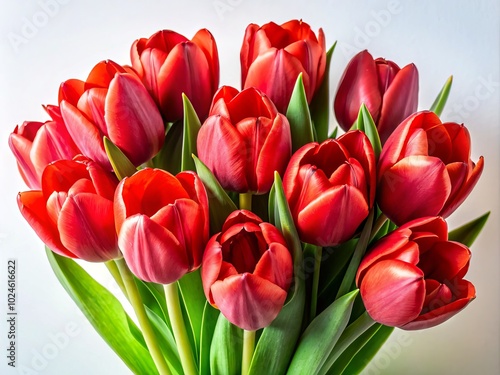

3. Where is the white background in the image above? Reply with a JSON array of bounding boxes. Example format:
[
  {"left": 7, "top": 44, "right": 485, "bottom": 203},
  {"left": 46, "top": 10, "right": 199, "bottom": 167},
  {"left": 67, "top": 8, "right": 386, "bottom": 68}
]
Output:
[{"left": 0, "top": 0, "right": 498, "bottom": 374}]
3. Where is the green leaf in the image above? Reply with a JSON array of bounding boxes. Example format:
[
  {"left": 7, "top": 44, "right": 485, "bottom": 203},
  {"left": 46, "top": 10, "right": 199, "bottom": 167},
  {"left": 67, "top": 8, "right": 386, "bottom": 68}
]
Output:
[
  {"left": 286, "top": 73, "right": 315, "bottom": 152},
  {"left": 135, "top": 279, "right": 171, "bottom": 329},
  {"left": 46, "top": 249, "right": 158, "bottom": 375},
  {"left": 338, "top": 325, "right": 394, "bottom": 375},
  {"left": 430, "top": 75, "right": 453, "bottom": 117},
  {"left": 199, "top": 302, "right": 220, "bottom": 375},
  {"left": 153, "top": 121, "right": 182, "bottom": 174},
  {"left": 328, "top": 126, "right": 338, "bottom": 139},
  {"left": 286, "top": 290, "right": 359, "bottom": 375},
  {"left": 448, "top": 211, "right": 490, "bottom": 247},
  {"left": 310, "top": 42, "right": 336, "bottom": 143},
  {"left": 210, "top": 314, "right": 243, "bottom": 375},
  {"left": 103, "top": 136, "right": 137, "bottom": 180},
  {"left": 193, "top": 155, "right": 238, "bottom": 234},
  {"left": 177, "top": 269, "right": 206, "bottom": 359},
  {"left": 181, "top": 94, "right": 201, "bottom": 172},
  {"left": 249, "top": 172, "right": 306, "bottom": 375},
  {"left": 351, "top": 105, "right": 382, "bottom": 159}
]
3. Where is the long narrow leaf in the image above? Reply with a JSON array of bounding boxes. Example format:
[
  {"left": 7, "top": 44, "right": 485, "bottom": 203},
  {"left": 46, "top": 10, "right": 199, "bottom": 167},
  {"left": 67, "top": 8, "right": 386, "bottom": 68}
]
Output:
[
  {"left": 104, "top": 136, "right": 137, "bottom": 179},
  {"left": 181, "top": 94, "right": 201, "bottom": 172},
  {"left": 448, "top": 211, "right": 490, "bottom": 247},
  {"left": 46, "top": 249, "right": 158, "bottom": 375},
  {"left": 210, "top": 315, "right": 243, "bottom": 375},
  {"left": 430, "top": 75, "right": 453, "bottom": 116},
  {"left": 199, "top": 302, "right": 220, "bottom": 375},
  {"left": 286, "top": 74, "right": 315, "bottom": 152}
]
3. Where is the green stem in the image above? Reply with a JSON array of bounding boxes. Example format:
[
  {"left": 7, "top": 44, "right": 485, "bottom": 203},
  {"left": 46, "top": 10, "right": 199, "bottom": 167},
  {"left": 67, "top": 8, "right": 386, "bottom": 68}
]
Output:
[
  {"left": 115, "top": 259, "right": 172, "bottom": 375},
  {"left": 105, "top": 260, "right": 128, "bottom": 298},
  {"left": 310, "top": 245, "right": 322, "bottom": 319},
  {"left": 336, "top": 209, "right": 375, "bottom": 300},
  {"left": 369, "top": 213, "right": 388, "bottom": 242},
  {"left": 239, "top": 192, "right": 252, "bottom": 211},
  {"left": 164, "top": 283, "right": 198, "bottom": 375},
  {"left": 319, "top": 311, "right": 376, "bottom": 375},
  {"left": 242, "top": 329, "right": 256, "bottom": 375}
]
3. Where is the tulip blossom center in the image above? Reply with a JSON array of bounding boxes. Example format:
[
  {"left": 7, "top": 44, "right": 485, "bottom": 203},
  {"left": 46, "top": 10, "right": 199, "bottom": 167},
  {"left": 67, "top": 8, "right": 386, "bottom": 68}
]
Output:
[{"left": 220, "top": 225, "right": 267, "bottom": 274}]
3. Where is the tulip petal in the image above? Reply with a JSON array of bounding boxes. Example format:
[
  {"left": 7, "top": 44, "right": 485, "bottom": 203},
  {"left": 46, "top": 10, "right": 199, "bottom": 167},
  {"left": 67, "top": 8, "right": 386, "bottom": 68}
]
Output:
[
  {"left": 58, "top": 193, "right": 119, "bottom": 262},
  {"left": 253, "top": 243, "right": 293, "bottom": 290},
  {"left": 105, "top": 73, "right": 164, "bottom": 165},
  {"left": 259, "top": 222, "right": 288, "bottom": 248},
  {"left": 138, "top": 47, "right": 169, "bottom": 101},
  {"left": 197, "top": 115, "right": 248, "bottom": 192},
  {"left": 9, "top": 130, "right": 40, "bottom": 189},
  {"left": 192, "top": 29, "right": 220, "bottom": 93},
  {"left": 60, "top": 100, "right": 110, "bottom": 169},
  {"left": 378, "top": 156, "right": 451, "bottom": 225},
  {"left": 334, "top": 50, "right": 381, "bottom": 132},
  {"left": 240, "top": 23, "right": 261, "bottom": 84},
  {"left": 360, "top": 259, "right": 425, "bottom": 327},
  {"left": 418, "top": 241, "right": 471, "bottom": 281},
  {"left": 211, "top": 273, "right": 287, "bottom": 330},
  {"left": 119, "top": 214, "right": 188, "bottom": 284},
  {"left": 403, "top": 279, "right": 475, "bottom": 330},
  {"left": 201, "top": 236, "right": 224, "bottom": 304},
  {"left": 298, "top": 184, "right": 369, "bottom": 246},
  {"left": 17, "top": 191, "right": 75, "bottom": 258},
  {"left": 244, "top": 49, "right": 309, "bottom": 113},
  {"left": 59, "top": 79, "right": 85, "bottom": 106},
  {"left": 378, "top": 63, "right": 419, "bottom": 143},
  {"left": 222, "top": 210, "right": 263, "bottom": 232},
  {"left": 41, "top": 159, "right": 89, "bottom": 200}
]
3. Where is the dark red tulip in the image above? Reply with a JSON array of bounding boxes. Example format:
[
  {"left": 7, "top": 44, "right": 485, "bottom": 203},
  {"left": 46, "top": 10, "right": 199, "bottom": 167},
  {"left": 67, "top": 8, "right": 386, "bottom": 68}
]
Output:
[
  {"left": 8, "top": 106, "right": 80, "bottom": 189},
  {"left": 114, "top": 168, "right": 209, "bottom": 284},
  {"left": 241, "top": 19, "right": 326, "bottom": 113},
  {"left": 17, "top": 157, "right": 119, "bottom": 262},
  {"left": 201, "top": 210, "right": 293, "bottom": 331},
  {"left": 377, "top": 111, "right": 484, "bottom": 225},
  {"left": 334, "top": 50, "right": 419, "bottom": 143},
  {"left": 131, "top": 29, "right": 219, "bottom": 122},
  {"left": 283, "top": 131, "right": 376, "bottom": 246},
  {"left": 356, "top": 216, "right": 475, "bottom": 330},
  {"left": 197, "top": 86, "right": 291, "bottom": 194},
  {"left": 59, "top": 60, "right": 165, "bottom": 169}
]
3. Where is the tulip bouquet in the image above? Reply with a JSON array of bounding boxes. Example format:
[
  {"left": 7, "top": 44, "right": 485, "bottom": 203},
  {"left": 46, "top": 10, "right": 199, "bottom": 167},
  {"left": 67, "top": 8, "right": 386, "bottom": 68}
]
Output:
[{"left": 10, "top": 19, "right": 488, "bottom": 375}]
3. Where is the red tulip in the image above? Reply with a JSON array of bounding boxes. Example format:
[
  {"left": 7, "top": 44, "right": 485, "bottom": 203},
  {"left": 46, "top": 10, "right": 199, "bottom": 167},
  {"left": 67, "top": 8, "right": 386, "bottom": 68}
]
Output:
[
  {"left": 17, "top": 157, "right": 120, "bottom": 262},
  {"left": 201, "top": 210, "right": 293, "bottom": 331},
  {"left": 59, "top": 60, "right": 165, "bottom": 169},
  {"left": 197, "top": 86, "right": 291, "bottom": 194},
  {"left": 334, "top": 50, "right": 419, "bottom": 143},
  {"left": 241, "top": 19, "right": 326, "bottom": 113},
  {"left": 377, "top": 111, "right": 484, "bottom": 225},
  {"left": 115, "top": 168, "right": 209, "bottom": 284},
  {"left": 356, "top": 216, "right": 475, "bottom": 330},
  {"left": 283, "top": 131, "right": 376, "bottom": 246},
  {"left": 131, "top": 29, "right": 219, "bottom": 122},
  {"left": 8, "top": 106, "right": 80, "bottom": 189}
]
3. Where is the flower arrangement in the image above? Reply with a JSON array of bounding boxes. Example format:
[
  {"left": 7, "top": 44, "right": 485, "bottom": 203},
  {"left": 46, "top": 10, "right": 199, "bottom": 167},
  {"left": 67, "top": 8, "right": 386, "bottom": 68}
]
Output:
[{"left": 9, "top": 19, "right": 488, "bottom": 375}]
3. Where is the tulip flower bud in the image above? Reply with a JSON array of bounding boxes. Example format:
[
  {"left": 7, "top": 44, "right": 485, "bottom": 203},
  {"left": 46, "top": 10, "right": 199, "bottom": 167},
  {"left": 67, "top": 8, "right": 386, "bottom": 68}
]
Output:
[
  {"left": 283, "top": 131, "right": 376, "bottom": 246},
  {"left": 241, "top": 19, "right": 326, "bottom": 113},
  {"left": 334, "top": 50, "right": 419, "bottom": 143},
  {"left": 131, "top": 29, "right": 220, "bottom": 122},
  {"left": 377, "top": 111, "right": 484, "bottom": 225},
  {"left": 59, "top": 60, "right": 165, "bottom": 170},
  {"left": 17, "top": 157, "right": 120, "bottom": 262},
  {"left": 114, "top": 168, "right": 209, "bottom": 284},
  {"left": 8, "top": 106, "right": 81, "bottom": 189},
  {"left": 201, "top": 210, "right": 293, "bottom": 331},
  {"left": 356, "top": 216, "right": 475, "bottom": 330},
  {"left": 197, "top": 86, "right": 292, "bottom": 194}
]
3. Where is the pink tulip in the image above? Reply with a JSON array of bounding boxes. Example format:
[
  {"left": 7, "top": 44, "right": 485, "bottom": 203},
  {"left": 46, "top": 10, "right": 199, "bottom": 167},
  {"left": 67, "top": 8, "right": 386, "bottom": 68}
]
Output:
[
  {"left": 356, "top": 216, "right": 475, "bottom": 330},
  {"left": 202, "top": 210, "right": 293, "bottom": 330},
  {"left": 114, "top": 168, "right": 209, "bottom": 284},
  {"left": 59, "top": 60, "right": 165, "bottom": 169},
  {"left": 17, "top": 157, "right": 120, "bottom": 262},
  {"left": 377, "top": 111, "right": 484, "bottom": 225},
  {"left": 197, "top": 86, "right": 291, "bottom": 194},
  {"left": 131, "top": 29, "right": 219, "bottom": 122}
]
